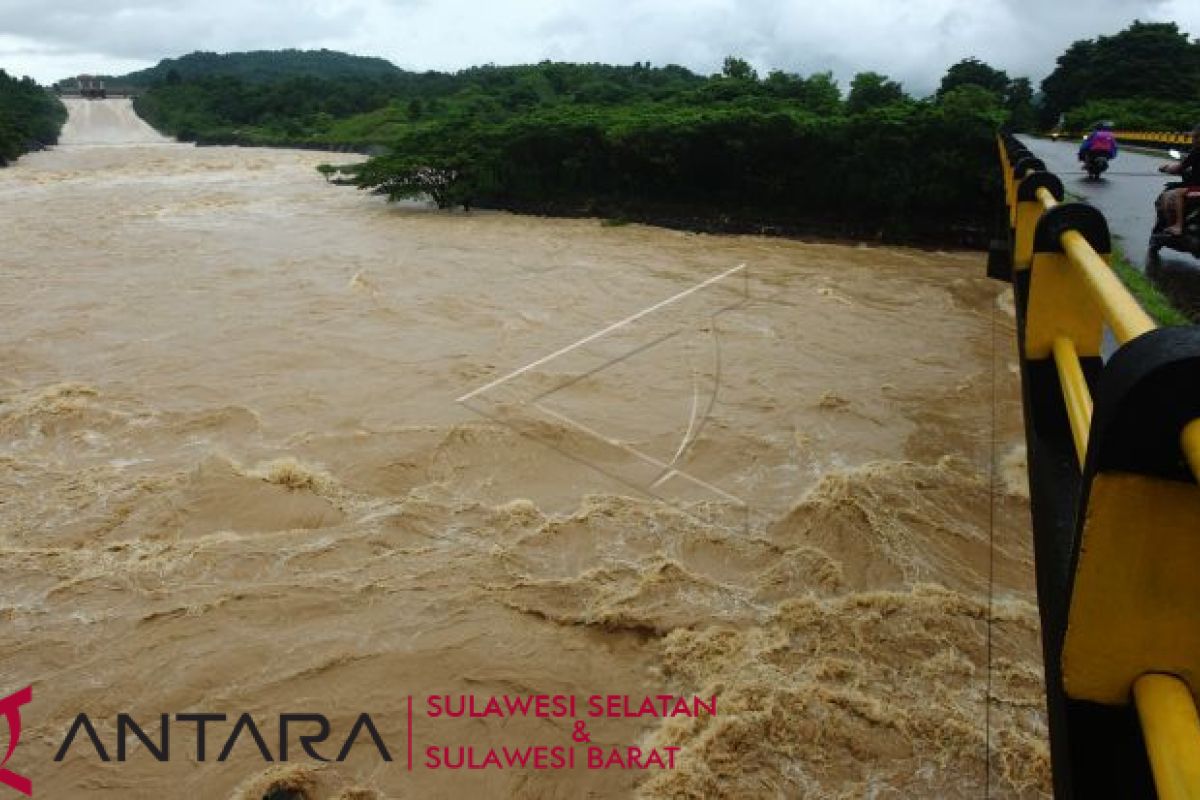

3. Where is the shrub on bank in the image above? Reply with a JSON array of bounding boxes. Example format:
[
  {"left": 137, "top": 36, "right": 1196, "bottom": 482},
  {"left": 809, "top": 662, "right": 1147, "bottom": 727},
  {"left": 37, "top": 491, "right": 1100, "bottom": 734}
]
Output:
[
  {"left": 352, "top": 100, "right": 1002, "bottom": 244},
  {"left": 0, "top": 71, "right": 66, "bottom": 166}
]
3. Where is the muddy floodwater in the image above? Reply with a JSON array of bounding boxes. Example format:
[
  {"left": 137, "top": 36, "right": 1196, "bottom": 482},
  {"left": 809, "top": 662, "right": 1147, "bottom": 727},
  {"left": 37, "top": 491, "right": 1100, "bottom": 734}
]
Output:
[{"left": 1, "top": 101, "right": 1049, "bottom": 798}]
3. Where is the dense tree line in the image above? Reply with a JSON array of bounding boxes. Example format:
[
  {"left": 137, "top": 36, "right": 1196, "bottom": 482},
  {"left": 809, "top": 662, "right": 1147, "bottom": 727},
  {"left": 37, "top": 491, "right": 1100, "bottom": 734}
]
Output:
[
  {"left": 134, "top": 74, "right": 404, "bottom": 140},
  {"left": 11, "top": 18, "right": 1197, "bottom": 240},
  {"left": 0, "top": 70, "right": 66, "bottom": 166},
  {"left": 132, "top": 57, "right": 721, "bottom": 144},
  {"left": 123, "top": 51, "right": 1014, "bottom": 244},
  {"left": 134, "top": 51, "right": 1007, "bottom": 149},
  {"left": 1040, "top": 21, "right": 1200, "bottom": 128},
  {"left": 1062, "top": 98, "right": 1200, "bottom": 133},
  {"left": 118, "top": 20, "right": 1200, "bottom": 152},
  {"left": 348, "top": 85, "right": 1005, "bottom": 244},
  {"left": 340, "top": 57, "right": 1009, "bottom": 243},
  {"left": 352, "top": 99, "right": 1000, "bottom": 242}
]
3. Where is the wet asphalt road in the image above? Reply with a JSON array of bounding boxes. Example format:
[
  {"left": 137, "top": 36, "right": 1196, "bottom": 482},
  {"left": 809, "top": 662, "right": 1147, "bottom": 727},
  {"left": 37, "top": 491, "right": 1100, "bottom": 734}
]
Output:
[
  {"left": 1018, "top": 135, "right": 1200, "bottom": 320},
  {"left": 1018, "top": 135, "right": 1173, "bottom": 269}
]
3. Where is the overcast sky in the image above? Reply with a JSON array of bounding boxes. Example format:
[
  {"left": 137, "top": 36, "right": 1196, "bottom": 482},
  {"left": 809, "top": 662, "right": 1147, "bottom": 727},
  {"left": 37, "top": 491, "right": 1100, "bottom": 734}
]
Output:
[{"left": 2, "top": 0, "right": 1198, "bottom": 94}]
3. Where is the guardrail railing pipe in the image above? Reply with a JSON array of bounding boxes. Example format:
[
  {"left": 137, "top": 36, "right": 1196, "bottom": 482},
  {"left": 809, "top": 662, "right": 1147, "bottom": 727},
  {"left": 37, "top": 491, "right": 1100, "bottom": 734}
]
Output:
[
  {"left": 1059, "top": 230, "right": 1155, "bottom": 344},
  {"left": 1134, "top": 674, "right": 1200, "bottom": 800}
]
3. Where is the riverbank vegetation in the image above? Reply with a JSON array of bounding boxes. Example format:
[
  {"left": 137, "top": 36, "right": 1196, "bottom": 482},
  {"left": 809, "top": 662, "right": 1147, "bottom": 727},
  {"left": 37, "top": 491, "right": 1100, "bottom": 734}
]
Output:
[
  {"left": 129, "top": 52, "right": 1025, "bottom": 244},
  {"left": 0, "top": 70, "right": 66, "bottom": 166},
  {"left": 118, "top": 19, "right": 1199, "bottom": 244},
  {"left": 348, "top": 90, "right": 1005, "bottom": 243}
]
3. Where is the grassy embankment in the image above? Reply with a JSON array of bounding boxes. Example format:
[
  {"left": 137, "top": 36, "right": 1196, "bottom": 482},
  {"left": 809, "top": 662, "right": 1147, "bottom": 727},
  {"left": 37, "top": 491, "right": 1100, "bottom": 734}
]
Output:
[
  {"left": 1113, "top": 246, "right": 1191, "bottom": 326},
  {"left": 1062, "top": 189, "right": 1191, "bottom": 325}
]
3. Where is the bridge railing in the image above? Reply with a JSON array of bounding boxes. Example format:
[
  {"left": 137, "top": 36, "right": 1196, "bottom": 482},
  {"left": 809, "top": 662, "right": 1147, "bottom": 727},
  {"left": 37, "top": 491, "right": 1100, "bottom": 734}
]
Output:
[
  {"left": 1114, "top": 130, "right": 1192, "bottom": 148},
  {"left": 991, "top": 132, "right": 1200, "bottom": 799}
]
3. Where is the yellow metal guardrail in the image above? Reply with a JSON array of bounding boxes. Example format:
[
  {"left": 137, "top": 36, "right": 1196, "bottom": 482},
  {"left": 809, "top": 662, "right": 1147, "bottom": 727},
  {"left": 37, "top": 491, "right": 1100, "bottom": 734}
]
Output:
[
  {"left": 1115, "top": 131, "right": 1192, "bottom": 147},
  {"left": 992, "top": 133, "right": 1200, "bottom": 799},
  {"left": 1048, "top": 130, "right": 1190, "bottom": 147}
]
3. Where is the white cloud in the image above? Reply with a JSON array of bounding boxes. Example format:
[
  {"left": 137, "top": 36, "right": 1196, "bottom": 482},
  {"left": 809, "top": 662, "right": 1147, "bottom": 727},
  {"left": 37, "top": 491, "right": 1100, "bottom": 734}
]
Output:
[
  {"left": 0, "top": 0, "right": 1197, "bottom": 90},
  {"left": 0, "top": 33, "right": 150, "bottom": 80}
]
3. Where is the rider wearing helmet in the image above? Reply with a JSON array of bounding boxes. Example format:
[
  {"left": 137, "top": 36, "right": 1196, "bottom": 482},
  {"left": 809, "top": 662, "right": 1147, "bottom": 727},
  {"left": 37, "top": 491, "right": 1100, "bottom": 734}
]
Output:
[
  {"left": 1157, "top": 124, "right": 1200, "bottom": 236},
  {"left": 1079, "top": 121, "right": 1118, "bottom": 162}
]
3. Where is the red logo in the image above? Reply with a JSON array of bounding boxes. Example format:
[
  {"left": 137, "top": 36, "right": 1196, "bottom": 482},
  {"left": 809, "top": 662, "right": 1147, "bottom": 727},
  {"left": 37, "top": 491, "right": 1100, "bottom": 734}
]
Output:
[{"left": 0, "top": 687, "right": 31, "bottom": 796}]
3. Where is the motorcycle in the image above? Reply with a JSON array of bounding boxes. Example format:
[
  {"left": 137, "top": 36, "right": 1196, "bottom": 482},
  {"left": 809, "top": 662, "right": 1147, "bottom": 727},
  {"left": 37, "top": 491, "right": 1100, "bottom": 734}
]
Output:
[
  {"left": 1083, "top": 150, "right": 1109, "bottom": 180},
  {"left": 1149, "top": 149, "right": 1200, "bottom": 259}
]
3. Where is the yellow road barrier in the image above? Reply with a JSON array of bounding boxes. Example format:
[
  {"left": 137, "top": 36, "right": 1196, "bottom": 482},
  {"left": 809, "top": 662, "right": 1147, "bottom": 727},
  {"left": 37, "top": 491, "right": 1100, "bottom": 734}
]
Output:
[
  {"left": 994, "top": 132, "right": 1200, "bottom": 799},
  {"left": 1116, "top": 131, "right": 1191, "bottom": 147}
]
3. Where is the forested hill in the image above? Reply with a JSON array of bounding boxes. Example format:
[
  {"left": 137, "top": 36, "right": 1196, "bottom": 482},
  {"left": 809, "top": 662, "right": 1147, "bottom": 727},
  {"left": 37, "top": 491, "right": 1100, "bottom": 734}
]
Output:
[
  {"left": 130, "top": 58, "right": 714, "bottom": 143},
  {"left": 109, "top": 49, "right": 404, "bottom": 85},
  {"left": 0, "top": 70, "right": 66, "bottom": 166}
]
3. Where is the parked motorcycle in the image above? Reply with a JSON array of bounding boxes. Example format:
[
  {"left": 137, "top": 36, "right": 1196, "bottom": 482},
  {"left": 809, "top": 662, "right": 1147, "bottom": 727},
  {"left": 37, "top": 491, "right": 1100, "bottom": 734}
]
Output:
[{"left": 1149, "top": 150, "right": 1200, "bottom": 259}]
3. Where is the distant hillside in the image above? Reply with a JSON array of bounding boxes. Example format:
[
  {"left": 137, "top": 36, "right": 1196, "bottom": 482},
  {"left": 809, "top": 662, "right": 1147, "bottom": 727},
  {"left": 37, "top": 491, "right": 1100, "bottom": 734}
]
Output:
[
  {"left": 131, "top": 59, "right": 711, "bottom": 146},
  {"left": 106, "top": 49, "right": 404, "bottom": 85}
]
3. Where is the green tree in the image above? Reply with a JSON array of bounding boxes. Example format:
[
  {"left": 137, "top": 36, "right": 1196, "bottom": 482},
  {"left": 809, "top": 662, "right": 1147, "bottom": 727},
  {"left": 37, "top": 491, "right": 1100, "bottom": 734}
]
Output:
[
  {"left": 938, "top": 84, "right": 1005, "bottom": 124},
  {"left": 937, "top": 57, "right": 1009, "bottom": 98},
  {"left": 846, "top": 71, "right": 906, "bottom": 113},
  {"left": 1004, "top": 77, "right": 1036, "bottom": 131},
  {"left": 799, "top": 72, "right": 841, "bottom": 114},
  {"left": 721, "top": 56, "right": 757, "bottom": 82},
  {"left": 1039, "top": 40, "right": 1097, "bottom": 125},
  {"left": 1040, "top": 22, "right": 1200, "bottom": 124},
  {"left": 1088, "top": 22, "right": 1200, "bottom": 100},
  {"left": 356, "top": 157, "right": 465, "bottom": 207},
  {"left": 0, "top": 71, "right": 66, "bottom": 166},
  {"left": 762, "top": 69, "right": 805, "bottom": 99}
]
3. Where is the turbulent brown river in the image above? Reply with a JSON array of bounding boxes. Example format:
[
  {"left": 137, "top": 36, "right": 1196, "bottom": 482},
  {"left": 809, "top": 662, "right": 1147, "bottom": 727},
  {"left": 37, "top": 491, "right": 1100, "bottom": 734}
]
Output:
[{"left": 1, "top": 100, "right": 1049, "bottom": 798}]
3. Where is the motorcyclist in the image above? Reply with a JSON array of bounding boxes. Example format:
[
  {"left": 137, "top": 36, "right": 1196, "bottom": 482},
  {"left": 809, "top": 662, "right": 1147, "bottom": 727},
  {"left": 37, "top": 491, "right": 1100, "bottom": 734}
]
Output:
[
  {"left": 1156, "top": 125, "right": 1200, "bottom": 236},
  {"left": 1078, "top": 121, "right": 1118, "bottom": 164}
]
